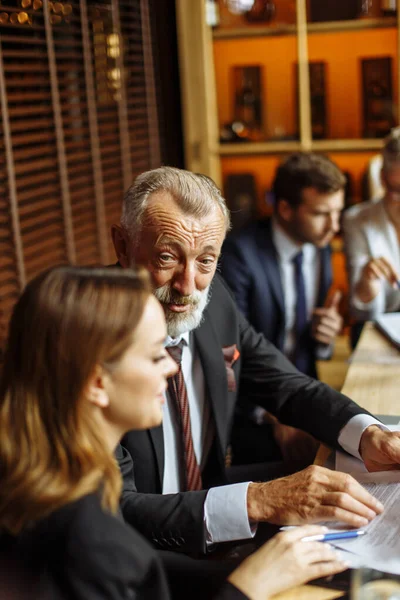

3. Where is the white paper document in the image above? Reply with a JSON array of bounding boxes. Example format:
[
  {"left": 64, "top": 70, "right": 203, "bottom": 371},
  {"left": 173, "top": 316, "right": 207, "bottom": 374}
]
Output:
[
  {"left": 333, "top": 479, "right": 400, "bottom": 574},
  {"left": 335, "top": 450, "right": 368, "bottom": 475},
  {"left": 331, "top": 443, "right": 400, "bottom": 574},
  {"left": 375, "top": 313, "right": 400, "bottom": 350}
]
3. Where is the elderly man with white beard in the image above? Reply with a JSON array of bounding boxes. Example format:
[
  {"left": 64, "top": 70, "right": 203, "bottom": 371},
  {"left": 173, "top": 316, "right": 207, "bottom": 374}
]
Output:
[{"left": 112, "top": 166, "right": 400, "bottom": 557}]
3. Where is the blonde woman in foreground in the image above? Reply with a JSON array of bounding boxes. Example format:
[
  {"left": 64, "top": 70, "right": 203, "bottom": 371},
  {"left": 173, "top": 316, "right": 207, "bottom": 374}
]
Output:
[{"left": 0, "top": 266, "right": 347, "bottom": 599}]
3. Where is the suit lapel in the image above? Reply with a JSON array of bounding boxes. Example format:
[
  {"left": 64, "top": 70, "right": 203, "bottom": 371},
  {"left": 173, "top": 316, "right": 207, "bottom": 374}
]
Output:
[
  {"left": 148, "top": 425, "right": 164, "bottom": 490},
  {"left": 257, "top": 220, "right": 285, "bottom": 317},
  {"left": 194, "top": 311, "right": 230, "bottom": 455}
]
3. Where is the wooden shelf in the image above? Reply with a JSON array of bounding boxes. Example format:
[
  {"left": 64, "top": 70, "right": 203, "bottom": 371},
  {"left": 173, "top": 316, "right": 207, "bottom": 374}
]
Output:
[
  {"left": 219, "top": 141, "right": 301, "bottom": 155},
  {"left": 176, "top": 0, "right": 399, "bottom": 188},
  {"left": 213, "top": 17, "right": 397, "bottom": 40},
  {"left": 219, "top": 138, "right": 384, "bottom": 156},
  {"left": 312, "top": 139, "right": 384, "bottom": 151},
  {"left": 309, "top": 16, "right": 396, "bottom": 34},
  {"left": 213, "top": 23, "right": 297, "bottom": 39}
]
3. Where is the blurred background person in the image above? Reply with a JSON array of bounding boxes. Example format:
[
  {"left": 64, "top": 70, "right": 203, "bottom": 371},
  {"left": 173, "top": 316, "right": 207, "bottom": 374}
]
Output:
[
  {"left": 363, "top": 154, "right": 385, "bottom": 203},
  {"left": 0, "top": 265, "right": 347, "bottom": 600},
  {"left": 343, "top": 127, "right": 400, "bottom": 345},
  {"left": 221, "top": 153, "right": 345, "bottom": 466}
]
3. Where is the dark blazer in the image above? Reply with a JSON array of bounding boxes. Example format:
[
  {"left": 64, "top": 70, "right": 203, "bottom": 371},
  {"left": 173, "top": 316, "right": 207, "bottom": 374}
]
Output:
[
  {"left": 220, "top": 218, "right": 333, "bottom": 378},
  {"left": 119, "top": 273, "right": 371, "bottom": 554},
  {"left": 0, "top": 493, "right": 246, "bottom": 600}
]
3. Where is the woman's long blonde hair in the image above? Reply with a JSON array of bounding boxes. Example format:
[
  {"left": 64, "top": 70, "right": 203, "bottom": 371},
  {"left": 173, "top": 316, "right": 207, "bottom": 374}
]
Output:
[{"left": 0, "top": 266, "right": 151, "bottom": 534}]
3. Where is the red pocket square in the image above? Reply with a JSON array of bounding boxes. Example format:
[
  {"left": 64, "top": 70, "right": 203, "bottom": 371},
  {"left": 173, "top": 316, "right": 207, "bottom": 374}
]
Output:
[
  {"left": 222, "top": 344, "right": 240, "bottom": 392},
  {"left": 222, "top": 344, "right": 240, "bottom": 365}
]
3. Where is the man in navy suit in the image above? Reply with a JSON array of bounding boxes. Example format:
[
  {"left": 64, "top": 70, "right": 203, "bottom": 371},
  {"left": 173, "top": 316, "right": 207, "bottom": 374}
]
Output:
[{"left": 221, "top": 153, "right": 344, "bottom": 465}]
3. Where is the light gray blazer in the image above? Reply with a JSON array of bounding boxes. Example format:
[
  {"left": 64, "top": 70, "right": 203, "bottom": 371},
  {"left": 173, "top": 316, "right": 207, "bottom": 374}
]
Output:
[{"left": 342, "top": 199, "right": 400, "bottom": 320}]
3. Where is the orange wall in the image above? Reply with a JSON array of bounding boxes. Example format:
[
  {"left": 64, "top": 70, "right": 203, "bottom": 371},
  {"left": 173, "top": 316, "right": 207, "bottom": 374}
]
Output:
[
  {"left": 214, "top": 28, "right": 397, "bottom": 140},
  {"left": 214, "top": 36, "right": 299, "bottom": 139},
  {"left": 308, "top": 29, "right": 398, "bottom": 139},
  {"left": 215, "top": 27, "right": 397, "bottom": 211}
]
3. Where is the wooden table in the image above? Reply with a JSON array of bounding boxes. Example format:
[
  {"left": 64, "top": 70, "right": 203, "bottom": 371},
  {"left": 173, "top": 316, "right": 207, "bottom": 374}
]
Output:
[
  {"left": 272, "top": 322, "right": 400, "bottom": 600},
  {"left": 341, "top": 323, "right": 400, "bottom": 415}
]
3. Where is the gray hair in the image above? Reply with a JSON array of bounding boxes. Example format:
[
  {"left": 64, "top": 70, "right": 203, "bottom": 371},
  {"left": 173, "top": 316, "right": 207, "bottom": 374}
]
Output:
[
  {"left": 120, "top": 166, "right": 231, "bottom": 243},
  {"left": 383, "top": 127, "right": 400, "bottom": 172}
]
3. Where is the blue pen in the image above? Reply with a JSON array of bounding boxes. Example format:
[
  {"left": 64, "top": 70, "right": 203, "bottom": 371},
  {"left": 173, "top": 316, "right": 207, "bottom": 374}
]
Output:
[{"left": 301, "top": 530, "right": 367, "bottom": 543}]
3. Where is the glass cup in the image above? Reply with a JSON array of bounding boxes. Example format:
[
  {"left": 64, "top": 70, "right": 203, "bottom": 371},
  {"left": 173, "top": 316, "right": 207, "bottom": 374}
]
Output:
[{"left": 352, "top": 568, "right": 400, "bottom": 599}]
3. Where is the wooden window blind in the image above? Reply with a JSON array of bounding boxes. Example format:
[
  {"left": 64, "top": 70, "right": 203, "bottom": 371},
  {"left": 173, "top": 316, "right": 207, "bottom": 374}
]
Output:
[{"left": 0, "top": 0, "right": 162, "bottom": 351}]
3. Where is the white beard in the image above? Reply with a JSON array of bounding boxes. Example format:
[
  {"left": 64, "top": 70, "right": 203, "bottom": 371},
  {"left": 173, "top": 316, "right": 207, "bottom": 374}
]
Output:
[{"left": 154, "top": 283, "right": 210, "bottom": 338}]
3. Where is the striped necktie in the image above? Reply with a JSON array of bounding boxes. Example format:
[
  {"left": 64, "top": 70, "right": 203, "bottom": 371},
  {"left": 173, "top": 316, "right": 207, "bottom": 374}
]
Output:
[{"left": 166, "top": 342, "right": 203, "bottom": 491}]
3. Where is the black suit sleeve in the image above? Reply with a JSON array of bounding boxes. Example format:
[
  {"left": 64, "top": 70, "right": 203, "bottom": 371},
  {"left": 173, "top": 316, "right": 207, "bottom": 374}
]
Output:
[
  {"left": 46, "top": 494, "right": 171, "bottom": 600},
  {"left": 116, "top": 445, "right": 208, "bottom": 555},
  {"left": 236, "top": 306, "right": 373, "bottom": 449}
]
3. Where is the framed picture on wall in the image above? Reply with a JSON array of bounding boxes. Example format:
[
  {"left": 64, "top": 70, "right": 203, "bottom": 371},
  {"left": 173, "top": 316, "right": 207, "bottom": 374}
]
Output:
[
  {"left": 308, "top": 0, "right": 358, "bottom": 22},
  {"left": 232, "top": 65, "right": 263, "bottom": 130},
  {"left": 361, "top": 57, "right": 396, "bottom": 138}
]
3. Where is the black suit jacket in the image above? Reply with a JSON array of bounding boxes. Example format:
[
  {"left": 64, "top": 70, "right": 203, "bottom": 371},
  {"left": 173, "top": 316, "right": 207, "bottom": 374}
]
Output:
[
  {"left": 0, "top": 493, "right": 246, "bottom": 600},
  {"left": 220, "top": 218, "right": 333, "bottom": 378},
  {"left": 118, "top": 274, "right": 371, "bottom": 554}
]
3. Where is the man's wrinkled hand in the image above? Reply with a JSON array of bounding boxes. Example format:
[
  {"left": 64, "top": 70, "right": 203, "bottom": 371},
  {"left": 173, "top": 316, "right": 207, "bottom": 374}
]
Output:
[
  {"left": 247, "top": 465, "right": 383, "bottom": 528},
  {"left": 359, "top": 425, "right": 400, "bottom": 472}
]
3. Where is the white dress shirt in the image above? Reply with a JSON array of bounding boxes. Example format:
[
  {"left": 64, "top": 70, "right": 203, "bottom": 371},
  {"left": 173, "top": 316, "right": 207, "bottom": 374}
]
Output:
[{"left": 343, "top": 200, "right": 400, "bottom": 317}]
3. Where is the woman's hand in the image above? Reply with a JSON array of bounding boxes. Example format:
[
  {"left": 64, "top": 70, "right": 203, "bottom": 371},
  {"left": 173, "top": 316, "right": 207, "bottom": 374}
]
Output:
[{"left": 227, "top": 525, "right": 348, "bottom": 600}]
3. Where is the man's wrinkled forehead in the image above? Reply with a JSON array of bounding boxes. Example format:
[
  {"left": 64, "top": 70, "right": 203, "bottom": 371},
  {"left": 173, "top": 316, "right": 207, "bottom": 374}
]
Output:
[{"left": 140, "top": 192, "right": 226, "bottom": 249}]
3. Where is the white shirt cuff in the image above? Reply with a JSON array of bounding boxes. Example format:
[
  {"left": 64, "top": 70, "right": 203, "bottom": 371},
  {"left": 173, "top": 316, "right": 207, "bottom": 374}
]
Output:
[
  {"left": 352, "top": 291, "right": 385, "bottom": 318},
  {"left": 338, "top": 414, "right": 388, "bottom": 460},
  {"left": 204, "top": 482, "right": 257, "bottom": 545},
  {"left": 352, "top": 294, "right": 377, "bottom": 310}
]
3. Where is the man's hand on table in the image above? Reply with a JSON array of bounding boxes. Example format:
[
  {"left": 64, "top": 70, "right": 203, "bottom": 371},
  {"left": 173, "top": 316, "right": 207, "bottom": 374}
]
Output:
[
  {"left": 246, "top": 465, "right": 383, "bottom": 527},
  {"left": 360, "top": 424, "right": 400, "bottom": 471}
]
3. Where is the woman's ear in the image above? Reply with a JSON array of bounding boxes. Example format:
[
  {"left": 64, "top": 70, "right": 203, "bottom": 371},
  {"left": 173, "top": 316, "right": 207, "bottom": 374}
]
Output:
[
  {"left": 111, "top": 224, "right": 130, "bottom": 268},
  {"left": 85, "top": 365, "right": 110, "bottom": 408}
]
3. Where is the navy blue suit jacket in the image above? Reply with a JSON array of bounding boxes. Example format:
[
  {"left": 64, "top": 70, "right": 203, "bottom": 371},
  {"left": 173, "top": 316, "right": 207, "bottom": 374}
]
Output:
[{"left": 220, "top": 218, "right": 333, "bottom": 378}]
